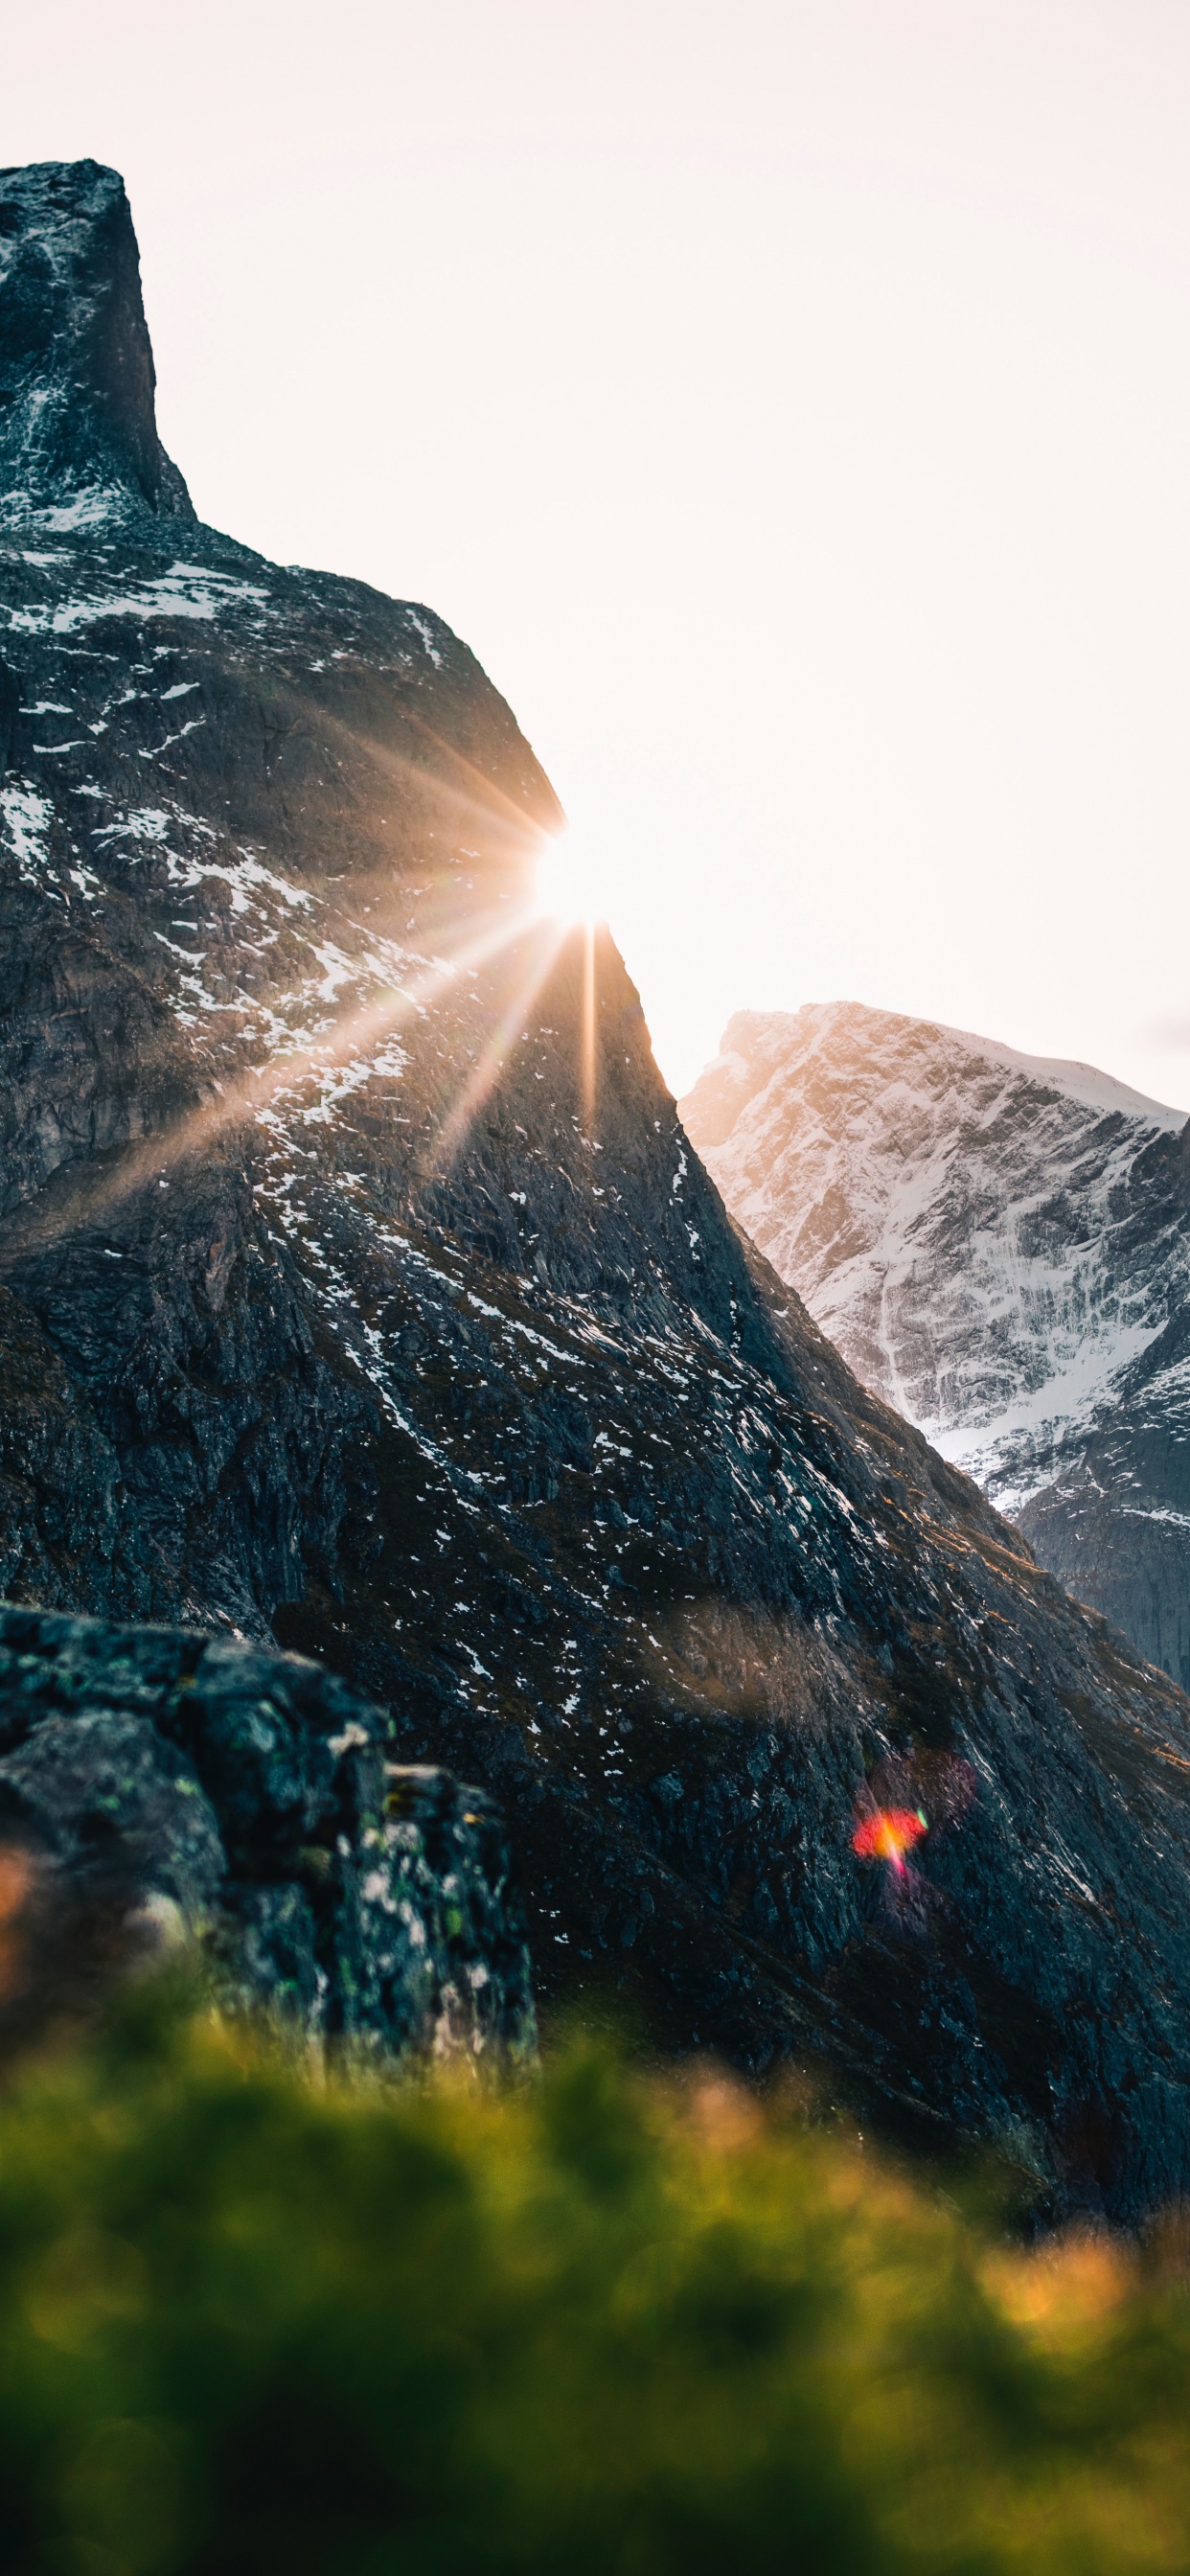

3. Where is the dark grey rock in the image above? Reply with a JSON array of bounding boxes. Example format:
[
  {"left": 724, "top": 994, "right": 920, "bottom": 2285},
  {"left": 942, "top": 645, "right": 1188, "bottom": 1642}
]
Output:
[
  {"left": 0, "top": 159, "right": 194, "bottom": 529},
  {"left": 0, "top": 1603, "right": 538, "bottom": 2065},
  {"left": 7, "top": 161, "right": 1190, "bottom": 2214},
  {"left": 222, "top": 1882, "right": 322, "bottom": 2029},
  {"left": 0, "top": 1706, "right": 223, "bottom": 1918}
]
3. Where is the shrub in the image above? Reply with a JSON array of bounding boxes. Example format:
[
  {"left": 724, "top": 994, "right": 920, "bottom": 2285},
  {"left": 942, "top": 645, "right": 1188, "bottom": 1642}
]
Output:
[{"left": 0, "top": 1982, "right": 1186, "bottom": 2571}]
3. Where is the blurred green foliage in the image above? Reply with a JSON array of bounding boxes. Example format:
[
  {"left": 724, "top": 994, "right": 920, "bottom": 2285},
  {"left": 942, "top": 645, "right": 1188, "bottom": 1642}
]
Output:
[{"left": 0, "top": 1982, "right": 1187, "bottom": 2573}]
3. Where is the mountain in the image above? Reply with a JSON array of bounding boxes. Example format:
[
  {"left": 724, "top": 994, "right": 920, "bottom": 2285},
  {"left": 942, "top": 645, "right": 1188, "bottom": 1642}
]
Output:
[
  {"left": 10, "top": 164, "right": 1190, "bottom": 2213},
  {"left": 681, "top": 1000, "right": 1190, "bottom": 1690}
]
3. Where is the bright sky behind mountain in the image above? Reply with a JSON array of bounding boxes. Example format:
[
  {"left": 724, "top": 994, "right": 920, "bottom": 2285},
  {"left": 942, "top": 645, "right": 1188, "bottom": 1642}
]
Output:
[{"left": 6, "top": 1, "right": 1190, "bottom": 1107}]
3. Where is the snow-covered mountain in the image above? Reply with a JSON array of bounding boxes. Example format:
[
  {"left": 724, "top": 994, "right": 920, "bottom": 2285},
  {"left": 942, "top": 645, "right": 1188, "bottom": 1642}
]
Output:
[
  {"left": 682, "top": 1000, "right": 1190, "bottom": 1688},
  {"left": 17, "top": 161, "right": 1190, "bottom": 2211}
]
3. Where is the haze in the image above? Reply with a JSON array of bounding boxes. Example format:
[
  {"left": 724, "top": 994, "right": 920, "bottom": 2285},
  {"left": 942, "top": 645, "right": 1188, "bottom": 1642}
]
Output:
[{"left": 7, "top": 2, "right": 1190, "bottom": 1108}]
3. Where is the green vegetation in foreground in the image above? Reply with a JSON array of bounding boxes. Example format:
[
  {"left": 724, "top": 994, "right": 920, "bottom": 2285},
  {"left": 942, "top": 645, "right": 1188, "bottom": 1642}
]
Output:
[{"left": 0, "top": 1984, "right": 1187, "bottom": 2573}]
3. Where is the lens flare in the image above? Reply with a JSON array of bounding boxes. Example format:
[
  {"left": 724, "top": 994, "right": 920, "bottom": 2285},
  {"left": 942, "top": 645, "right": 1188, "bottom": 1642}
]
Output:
[
  {"left": 851, "top": 1807, "right": 928, "bottom": 1870},
  {"left": 851, "top": 1758, "right": 976, "bottom": 1934}
]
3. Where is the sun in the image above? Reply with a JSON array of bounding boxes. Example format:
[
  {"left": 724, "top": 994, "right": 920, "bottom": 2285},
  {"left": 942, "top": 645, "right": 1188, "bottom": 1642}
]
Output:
[{"left": 534, "top": 831, "right": 606, "bottom": 927}]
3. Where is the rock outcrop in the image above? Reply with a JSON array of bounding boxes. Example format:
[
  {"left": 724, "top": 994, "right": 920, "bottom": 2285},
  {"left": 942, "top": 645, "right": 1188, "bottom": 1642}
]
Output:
[
  {"left": 0, "top": 1601, "right": 536, "bottom": 2062},
  {"left": 681, "top": 1001, "right": 1190, "bottom": 1690},
  {"left": 8, "top": 162, "right": 1190, "bottom": 2212},
  {"left": 0, "top": 160, "right": 195, "bottom": 530}
]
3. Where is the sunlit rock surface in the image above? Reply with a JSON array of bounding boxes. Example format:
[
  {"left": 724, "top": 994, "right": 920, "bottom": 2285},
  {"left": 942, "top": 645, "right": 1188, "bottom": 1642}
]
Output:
[
  {"left": 9, "top": 162, "right": 1190, "bottom": 2212},
  {"left": 682, "top": 1001, "right": 1190, "bottom": 1691}
]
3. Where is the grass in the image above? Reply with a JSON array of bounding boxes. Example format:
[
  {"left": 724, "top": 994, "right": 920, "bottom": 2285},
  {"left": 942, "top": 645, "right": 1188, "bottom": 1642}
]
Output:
[{"left": 0, "top": 1979, "right": 1187, "bottom": 2572}]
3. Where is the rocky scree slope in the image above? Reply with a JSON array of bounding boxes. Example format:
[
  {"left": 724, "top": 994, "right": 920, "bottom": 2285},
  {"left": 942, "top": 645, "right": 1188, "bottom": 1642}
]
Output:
[
  {"left": 8, "top": 164, "right": 1190, "bottom": 2212},
  {"left": 682, "top": 1002, "right": 1190, "bottom": 1693}
]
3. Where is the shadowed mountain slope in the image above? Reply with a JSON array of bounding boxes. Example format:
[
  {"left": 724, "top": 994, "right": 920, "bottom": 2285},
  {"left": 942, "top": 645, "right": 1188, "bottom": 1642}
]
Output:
[
  {"left": 7, "top": 163, "right": 1190, "bottom": 2215},
  {"left": 682, "top": 1000, "right": 1190, "bottom": 1691}
]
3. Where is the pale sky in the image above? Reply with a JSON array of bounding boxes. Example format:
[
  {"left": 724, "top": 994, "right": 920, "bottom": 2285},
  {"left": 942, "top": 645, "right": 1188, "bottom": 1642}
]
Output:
[{"left": 7, "top": 2, "right": 1190, "bottom": 1106}]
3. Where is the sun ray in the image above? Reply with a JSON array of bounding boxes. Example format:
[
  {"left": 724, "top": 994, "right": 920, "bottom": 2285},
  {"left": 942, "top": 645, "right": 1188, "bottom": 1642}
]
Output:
[
  {"left": 423, "top": 918, "right": 566, "bottom": 1176},
  {"left": 0, "top": 892, "right": 547, "bottom": 1260},
  {"left": 312, "top": 700, "right": 561, "bottom": 871},
  {"left": 0, "top": 678, "right": 581, "bottom": 1263},
  {"left": 581, "top": 921, "right": 597, "bottom": 1129}
]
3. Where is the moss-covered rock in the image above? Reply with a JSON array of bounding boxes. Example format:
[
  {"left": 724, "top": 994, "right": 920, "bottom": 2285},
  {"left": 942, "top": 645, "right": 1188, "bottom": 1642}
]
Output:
[{"left": 0, "top": 1604, "right": 536, "bottom": 2067}]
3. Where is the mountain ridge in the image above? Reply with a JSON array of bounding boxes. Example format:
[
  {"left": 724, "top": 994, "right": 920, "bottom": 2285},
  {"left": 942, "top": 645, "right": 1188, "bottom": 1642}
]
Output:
[
  {"left": 8, "top": 162, "right": 1190, "bottom": 2214},
  {"left": 694, "top": 1000, "right": 1186, "bottom": 1140},
  {"left": 681, "top": 998, "right": 1190, "bottom": 1688}
]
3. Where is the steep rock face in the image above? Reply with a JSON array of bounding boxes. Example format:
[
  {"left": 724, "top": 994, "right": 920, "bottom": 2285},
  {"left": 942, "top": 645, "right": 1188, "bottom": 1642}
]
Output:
[
  {"left": 0, "top": 1603, "right": 536, "bottom": 2062},
  {"left": 0, "top": 161, "right": 195, "bottom": 529},
  {"left": 681, "top": 1002, "right": 1190, "bottom": 1689},
  {"left": 9, "top": 165, "right": 1190, "bottom": 2213}
]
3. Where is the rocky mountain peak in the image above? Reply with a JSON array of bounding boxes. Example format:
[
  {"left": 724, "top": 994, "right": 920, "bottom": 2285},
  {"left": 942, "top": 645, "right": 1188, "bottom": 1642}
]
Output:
[
  {"left": 0, "top": 158, "right": 194, "bottom": 532},
  {"left": 682, "top": 1000, "right": 1190, "bottom": 1688},
  {"left": 11, "top": 161, "right": 1190, "bottom": 2214}
]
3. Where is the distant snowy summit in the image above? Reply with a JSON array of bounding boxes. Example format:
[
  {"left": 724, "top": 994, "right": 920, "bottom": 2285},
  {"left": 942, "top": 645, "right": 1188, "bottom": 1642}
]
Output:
[{"left": 682, "top": 1000, "right": 1190, "bottom": 1689}]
